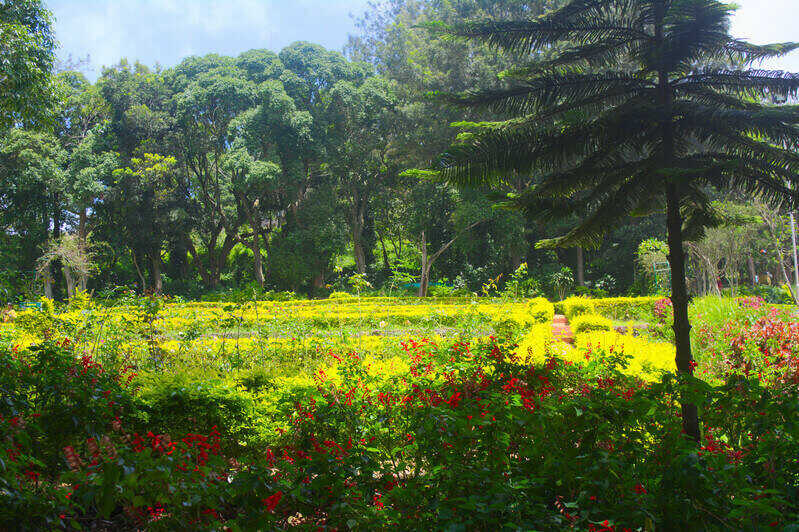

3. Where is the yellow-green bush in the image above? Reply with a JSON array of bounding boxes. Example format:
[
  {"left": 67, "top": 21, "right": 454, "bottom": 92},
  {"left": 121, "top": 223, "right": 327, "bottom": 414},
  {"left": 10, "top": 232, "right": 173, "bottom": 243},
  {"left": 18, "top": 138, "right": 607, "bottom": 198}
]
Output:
[
  {"left": 514, "top": 323, "right": 553, "bottom": 364},
  {"left": 328, "top": 291, "right": 355, "bottom": 299},
  {"left": 574, "top": 330, "right": 675, "bottom": 380},
  {"left": 562, "top": 297, "right": 595, "bottom": 319},
  {"left": 571, "top": 313, "right": 613, "bottom": 334},
  {"left": 528, "top": 297, "right": 555, "bottom": 324},
  {"left": 591, "top": 297, "right": 660, "bottom": 322}
]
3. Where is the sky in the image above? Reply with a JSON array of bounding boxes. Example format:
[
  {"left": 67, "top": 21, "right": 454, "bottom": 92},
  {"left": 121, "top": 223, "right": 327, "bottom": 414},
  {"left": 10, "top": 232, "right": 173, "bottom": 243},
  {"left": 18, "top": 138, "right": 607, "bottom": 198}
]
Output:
[{"left": 48, "top": 0, "right": 799, "bottom": 80}]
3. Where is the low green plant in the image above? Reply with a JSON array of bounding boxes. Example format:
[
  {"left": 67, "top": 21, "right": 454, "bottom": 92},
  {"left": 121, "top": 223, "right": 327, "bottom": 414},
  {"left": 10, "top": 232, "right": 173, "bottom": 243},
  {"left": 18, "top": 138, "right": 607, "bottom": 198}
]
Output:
[
  {"left": 328, "top": 291, "right": 354, "bottom": 299},
  {"left": 570, "top": 313, "right": 613, "bottom": 334},
  {"left": 562, "top": 296, "right": 595, "bottom": 319},
  {"left": 134, "top": 371, "right": 258, "bottom": 454}
]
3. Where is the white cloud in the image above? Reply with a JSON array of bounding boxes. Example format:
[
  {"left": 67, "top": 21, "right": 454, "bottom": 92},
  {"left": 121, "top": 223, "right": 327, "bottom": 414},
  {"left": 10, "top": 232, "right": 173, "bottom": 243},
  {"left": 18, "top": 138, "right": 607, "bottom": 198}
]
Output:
[
  {"left": 49, "top": 0, "right": 372, "bottom": 78},
  {"left": 730, "top": 0, "right": 799, "bottom": 71}
]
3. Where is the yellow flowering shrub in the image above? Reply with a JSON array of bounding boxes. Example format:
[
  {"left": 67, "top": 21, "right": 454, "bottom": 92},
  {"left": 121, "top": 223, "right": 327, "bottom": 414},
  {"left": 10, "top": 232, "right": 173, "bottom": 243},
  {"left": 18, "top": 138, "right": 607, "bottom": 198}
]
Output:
[
  {"left": 570, "top": 314, "right": 613, "bottom": 334},
  {"left": 590, "top": 297, "right": 660, "bottom": 322},
  {"left": 561, "top": 297, "right": 595, "bottom": 319},
  {"left": 515, "top": 323, "right": 553, "bottom": 364},
  {"left": 574, "top": 330, "right": 675, "bottom": 380},
  {"left": 528, "top": 297, "right": 555, "bottom": 324}
]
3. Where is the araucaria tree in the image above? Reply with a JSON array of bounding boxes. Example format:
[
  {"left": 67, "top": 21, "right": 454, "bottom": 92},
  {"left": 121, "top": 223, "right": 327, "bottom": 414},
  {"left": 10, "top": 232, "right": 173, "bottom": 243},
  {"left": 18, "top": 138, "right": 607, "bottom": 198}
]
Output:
[{"left": 431, "top": 0, "right": 799, "bottom": 441}]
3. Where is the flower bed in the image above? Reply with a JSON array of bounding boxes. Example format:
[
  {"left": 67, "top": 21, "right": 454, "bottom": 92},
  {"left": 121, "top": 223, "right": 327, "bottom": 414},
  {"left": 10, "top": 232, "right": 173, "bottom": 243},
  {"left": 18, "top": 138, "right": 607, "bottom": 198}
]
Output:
[{"left": 3, "top": 338, "right": 798, "bottom": 530}]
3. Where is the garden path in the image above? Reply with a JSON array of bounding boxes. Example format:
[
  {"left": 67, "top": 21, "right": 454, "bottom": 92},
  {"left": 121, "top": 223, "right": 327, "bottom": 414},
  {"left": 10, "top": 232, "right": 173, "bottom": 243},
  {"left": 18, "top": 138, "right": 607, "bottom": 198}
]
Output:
[{"left": 552, "top": 314, "right": 574, "bottom": 344}]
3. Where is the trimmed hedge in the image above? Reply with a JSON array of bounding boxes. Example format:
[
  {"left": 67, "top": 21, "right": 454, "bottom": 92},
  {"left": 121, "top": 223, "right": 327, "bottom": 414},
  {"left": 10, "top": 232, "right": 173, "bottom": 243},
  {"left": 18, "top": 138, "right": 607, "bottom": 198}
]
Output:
[
  {"left": 562, "top": 297, "right": 595, "bottom": 320},
  {"left": 591, "top": 297, "right": 660, "bottom": 322},
  {"left": 571, "top": 313, "right": 613, "bottom": 334}
]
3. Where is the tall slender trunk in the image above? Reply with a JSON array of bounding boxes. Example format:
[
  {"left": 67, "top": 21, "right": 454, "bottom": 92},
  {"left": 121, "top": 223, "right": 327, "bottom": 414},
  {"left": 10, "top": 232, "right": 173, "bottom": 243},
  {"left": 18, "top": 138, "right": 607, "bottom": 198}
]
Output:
[
  {"left": 418, "top": 231, "right": 429, "bottom": 297},
  {"left": 576, "top": 247, "right": 585, "bottom": 286},
  {"left": 132, "top": 251, "right": 147, "bottom": 293},
  {"left": 312, "top": 271, "right": 325, "bottom": 294},
  {"left": 51, "top": 194, "right": 63, "bottom": 300},
  {"left": 150, "top": 251, "right": 163, "bottom": 294},
  {"left": 78, "top": 208, "right": 89, "bottom": 291},
  {"left": 350, "top": 194, "right": 368, "bottom": 274},
  {"left": 353, "top": 237, "right": 367, "bottom": 275},
  {"left": 657, "top": 4, "right": 700, "bottom": 442},
  {"left": 666, "top": 184, "right": 700, "bottom": 443},
  {"left": 377, "top": 231, "right": 391, "bottom": 271},
  {"left": 252, "top": 232, "right": 264, "bottom": 288},
  {"left": 747, "top": 256, "right": 757, "bottom": 285},
  {"left": 78, "top": 208, "right": 88, "bottom": 243},
  {"left": 63, "top": 267, "right": 75, "bottom": 298}
]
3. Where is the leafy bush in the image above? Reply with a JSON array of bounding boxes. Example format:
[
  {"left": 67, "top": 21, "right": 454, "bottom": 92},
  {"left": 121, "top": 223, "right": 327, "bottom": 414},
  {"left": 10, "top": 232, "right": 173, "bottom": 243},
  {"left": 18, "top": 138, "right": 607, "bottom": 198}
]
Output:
[
  {"left": 591, "top": 296, "right": 661, "bottom": 322},
  {"left": 570, "top": 313, "right": 613, "bottom": 334},
  {"left": 328, "top": 291, "right": 354, "bottom": 299},
  {"left": 723, "top": 284, "right": 794, "bottom": 305},
  {"left": 134, "top": 372, "right": 258, "bottom": 454},
  {"left": 574, "top": 331, "right": 675, "bottom": 380},
  {"left": 491, "top": 317, "right": 524, "bottom": 339},
  {"left": 528, "top": 297, "right": 555, "bottom": 324},
  {"left": 562, "top": 296, "right": 595, "bottom": 319},
  {"left": 0, "top": 342, "right": 133, "bottom": 472},
  {"left": 515, "top": 323, "right": 553, "bottom": 363}
]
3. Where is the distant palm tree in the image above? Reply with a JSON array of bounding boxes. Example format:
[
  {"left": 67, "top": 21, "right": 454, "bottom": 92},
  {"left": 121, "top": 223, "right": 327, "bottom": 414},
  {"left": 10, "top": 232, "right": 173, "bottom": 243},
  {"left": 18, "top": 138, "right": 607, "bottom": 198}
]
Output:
[{"left": 430, "top": 0, "right": 799, "bottom": 441}]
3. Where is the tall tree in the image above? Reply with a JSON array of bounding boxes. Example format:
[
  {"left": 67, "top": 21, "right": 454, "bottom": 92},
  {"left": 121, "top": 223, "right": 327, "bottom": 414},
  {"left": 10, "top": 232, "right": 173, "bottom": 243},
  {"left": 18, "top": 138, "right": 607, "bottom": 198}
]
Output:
[
  {"left": 0, "top": 129, "right": 66, "bottom": 276},
  {"left": 110, "top": 154, "right": 179, "bottom": 293},
  {"left": 167, "top": 55, "right": 255, "bottom": 288},
  {"left": 430, "top": 0, "right": 799, "bottom": 441},
  {"left": 325, "top": 76, "right": 398, "bottom": 273},
  {"left": 0, "top": 0, "right": 56, "bottom": 127}
]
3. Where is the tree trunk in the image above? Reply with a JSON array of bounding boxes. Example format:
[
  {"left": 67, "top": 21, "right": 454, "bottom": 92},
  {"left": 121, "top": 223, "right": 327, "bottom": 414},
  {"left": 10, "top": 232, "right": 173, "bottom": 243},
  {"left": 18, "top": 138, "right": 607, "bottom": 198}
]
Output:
[
  {"left": 377, "top": 231, "right": 391, "bottom": 271},
  {"left": 132, "top": 251, "right": 147, "bottom": 293},
  {"left": 352, "top": 239, "right": 366, "bottom": 273},
  {"left": 747, "top": 256, "right": 757, "bottom": 285},
  {"left": 656, "top": 4, "right": 700, "bottom": 442},
  {"left": 418, "top": 231, "right": 428, "bottom": 297},
  {"left": 78, "top": 208, "right": 88, "bottom": 244},
  {"left": 150, "top": 252, "right": 163, "bottom": 294},
  {"left": 252, "top": 232, "right": 264, "bottom": 288},
  {"left": 185, "top": 238, "right": 213, "bottom": 287},
  {"left": 63, "top": 267, "right": 75, "bottom": 298},
  {"left": 51, "top": 194, "right": 63, "bottom": 301},
  {"left": 419, "top": 266, "right": 430, "bottom": 297},
  {"left": 350, "top": 195, "right": 368, "bottom": 274},
  {"left": 312, "top": 271, "right": 325, "bottom": 293},
  {"left": 576, "top": 247, "right": 585, "bottom": 287},
  {"left": 666, "top": 183, "right": 700, "bottom": 443}
]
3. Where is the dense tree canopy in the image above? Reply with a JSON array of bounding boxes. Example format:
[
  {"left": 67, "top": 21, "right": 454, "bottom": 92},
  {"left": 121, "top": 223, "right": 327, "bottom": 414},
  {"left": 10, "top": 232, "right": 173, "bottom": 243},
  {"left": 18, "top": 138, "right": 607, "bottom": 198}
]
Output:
[
  {"left": 1, "top": 0, "right": 796, "bottom": 306},
  {"left": 0, "top": 0, "right": 56, "bottom": 128}
]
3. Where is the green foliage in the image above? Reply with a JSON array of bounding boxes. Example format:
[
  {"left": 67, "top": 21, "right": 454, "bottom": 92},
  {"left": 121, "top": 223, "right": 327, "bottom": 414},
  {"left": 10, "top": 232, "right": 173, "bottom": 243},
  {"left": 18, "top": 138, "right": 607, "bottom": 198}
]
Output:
[
  {"left": 134, "top": 372, "right": 257, "bottom": 454},
  {"left": 637, "top": 238, "right": 669, "bottom": 295},
  {"left": 328, "top": 291, "right": 355, "bottom": 300},
  {"left": 5, "top": 335, "right": 799, "bottom": 529},
  {"left": 0, "top": 0, "right": 57, "bottom": 127},
  {"left": 0, "top": 342, "right": 133, "bottom": 473},
  {"left": 570, "top": 313, "right": 613, "bottom": 334},
  {"left": 562, "top": 296, "right": 594, "bottom": 320},
  {"left": 549, "top": 266, "right": 574, "bottom": 301},
  {"left": 592, "top": 296, "right": 662, "bottom": 323},
  {"left": 528, "top": 296, "right": 555, "bottom": 324}
]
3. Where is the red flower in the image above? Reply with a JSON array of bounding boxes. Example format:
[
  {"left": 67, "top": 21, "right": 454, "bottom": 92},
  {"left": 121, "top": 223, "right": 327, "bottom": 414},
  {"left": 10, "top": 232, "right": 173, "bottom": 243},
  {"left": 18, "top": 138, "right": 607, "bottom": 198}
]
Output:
[
  {"left": 373, "top": 492, "right": 385, "bottom": 510},
  {"left": 263, "top": 491, "right": 283, "bottom": 512},
  {"left": 633, "top": 483, "right": 647, "bottom": 494}
]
